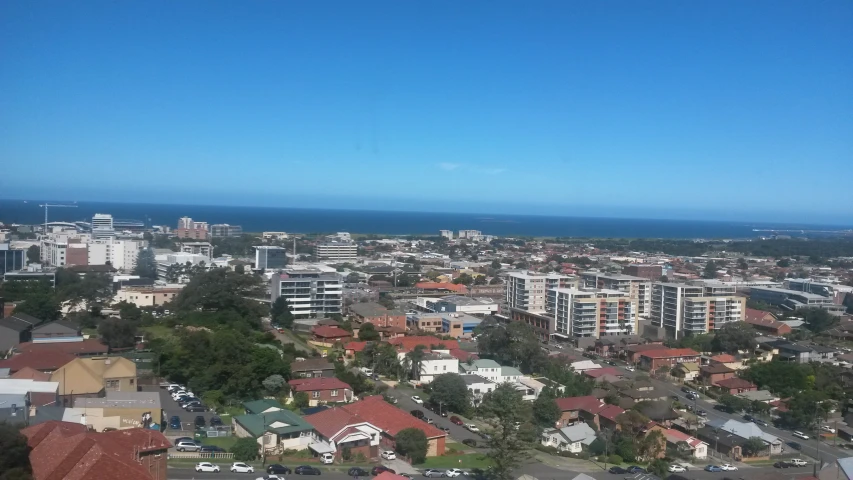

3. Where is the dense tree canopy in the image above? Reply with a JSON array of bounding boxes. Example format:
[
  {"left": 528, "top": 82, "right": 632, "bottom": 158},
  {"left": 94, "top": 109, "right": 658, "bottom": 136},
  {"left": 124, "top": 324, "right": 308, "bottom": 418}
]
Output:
[
  {"left": 170, "top": 268, "right": 266, "bottom": 329},
  {"left": 478, "top": 384, "right": 529, "bottom": 480},
  {"left": 133, "top": 247, "right": 158, "bottom": 279},
  {"left": 0, "top": 422, "right": 32, "bottom": 480},
  {"left": 477, "top": 322, "right": 546, "bottom": 373},
  {"left": 799, "top": 307, "right": 840, "bottom": 333},
  {"left": 429, "top": 373, "right": 472, "bottom": 415},
  {"left": 395, "top": 428, "right": 428, "bottom": 464},
  {"left": 357, "top": 322, "right": 380, "bottom": 341},
  {"left": 26, "top": 245, "right": 40, "bottom": 264},
  {"left": 711, "top": 323, "right": 757, "bottom": 353},
  {"left": 98, "top": 318, "right": 138, "bottom": 349}
]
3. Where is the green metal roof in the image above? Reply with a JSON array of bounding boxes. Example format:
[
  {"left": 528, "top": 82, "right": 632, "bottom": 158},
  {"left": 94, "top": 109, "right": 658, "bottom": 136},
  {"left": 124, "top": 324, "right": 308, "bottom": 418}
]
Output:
[
  {"left": 234, "top": 409, "right": 314, "bottom": 438},
  {"left": 243, "top": 399, "right": 284, "bottom": 415},
  {"left": 501, "top": 366, "right": 523, "bottom": 377}
]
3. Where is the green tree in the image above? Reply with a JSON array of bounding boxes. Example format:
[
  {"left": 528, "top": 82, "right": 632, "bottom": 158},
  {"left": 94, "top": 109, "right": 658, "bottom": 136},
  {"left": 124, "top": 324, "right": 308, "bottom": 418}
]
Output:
[
  {"left": 230, "top": 437, "right": 260, "bottom": 461},
  {"left": 741, "top": 436, "right": 767, "bottom": 457},
  {"left": 718, "top": 394, "right": 750, "bottom": 413},
  {"left": 711, "top": 322, "right": 757, "bottom": 353},
  {"left": 133, "top": 247, "right": 158, "bottom": 279},
  {"left": 478, "top": 384, "right": 529, "bottom": 480},
  {"left": 98, "top": 318, "right": 138, "bottom": 349},
  {"left": 115, "top": 301, "right": 143, "bottom": 323},
  {"left": 26, "top": 245, "right": 40, "bottom": 264},
  {"left": 14, "top": 292, "right": 61, "bottom": 322},
  {"left": 395, "top": 428, "right": 428, "bottom": 464},
  {"left": 777, "top": 258, "right": 791, "bottom": 268},
  {"left": 477, "top": 321, "right": 547, "bottom": 373},
  {"left": 358, "top": 322, "right": 381, "bottom": 341},
  {"left": 292, "top": 392, "right": 310, "bottom": 409},
  {"left": 270, "top": 297, "right": 295, "bottom": 329},
  {"left": 490, "top": 259, "right": 501, "bottom": 270},
  {"left": 532, "top": 390, "right": 561, "bottom": 428},
  {"left": 703, "top": 260, "right": 717, "bottom": 279},
  {"left": 737, "top": 258, "right": 749, "bottom": 270},
  {"left": 171, "top": 268, "right": 265, "bottom": 322},
  {"left": 452, "top": 273, "right": 474, "bottom": 286},
  {"left": 429, "top": 373, "right": 471, "bottom": 415},
  {"left": 800, "top": 307, "right": 839, "bottom": 333},
  {"left": 262, "top": 374, "right": 286, "bottom": 396},
  {"left": 0, "top": 422, "right": 32, "bottom": 480},
  {"left": 405, "top": 345, "right": 427, "bottom": 381},
  {"left": 345, "top": 272, "right": 360, "bottom": 283},
  {"left": 489, "top": 276, "right": 503, "bottom": 285},
  {"left": 638, "top": 430, "right": 666, "bottom": 461},
  {"left": 377, "top": 296, "right": 395, "bottom": 310},
  {"left": 647, "top": 459, "right": 670, "bottom": 477}
]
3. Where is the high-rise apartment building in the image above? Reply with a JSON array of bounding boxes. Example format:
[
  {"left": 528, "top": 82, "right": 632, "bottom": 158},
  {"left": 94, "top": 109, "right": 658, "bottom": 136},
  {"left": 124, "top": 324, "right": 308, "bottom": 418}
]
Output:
[
  {"left": 210, "top": 224, "right": 243, "bottom": 237},
  {"left": 314, "top": 241, "right": 357, "bottom": 261},
  {"left": 650, "top": 281, "right": 745, "bottom": 339},
  {"left": 439, "top": 230, "right": 454, "bottom": 239},
  {"left": 255, "top": 246, "right": 288, "bottom": 270},
  {"left": 580, "top": 272, "right": 652, "bottom": 318},
  {"left": 270, "top": 268, "right": 343, "bottom": 318},
  {"left": 457, "top": 230, "right": 482, "bottom": 239},
  {"left": 547, "top": 288, "right": 637, "bottom": 338},
  {"left": 91, "top": 214, "right": 116, "bottom": 239},
  {"left": 505, "top": 271, "right": 578, "bottom": 313},
  {"left": 176, "top": 217, "right": 210, "bottom": 240}
]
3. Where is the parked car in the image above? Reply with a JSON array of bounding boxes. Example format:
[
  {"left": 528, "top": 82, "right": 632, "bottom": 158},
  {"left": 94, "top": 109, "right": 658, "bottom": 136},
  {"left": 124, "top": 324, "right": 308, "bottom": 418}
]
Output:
[
  {"left": 195, "top": 462, "right": 220, "bottom": 472},
  {"left": 371, "top": 466, "right": 395, "bottom": 475},
  {"left": 450, "top": 416, "right": 464, "bottom": 425},
  {"left": 462, "top": 439, "right": 477, "bottom": 447},
  {"left": 411, "top": 395, "right": 424, "bottom": 404},
  {"left": 381, "top": 451, "right": 396, "bottom": 460},
  {"left": 423, "top": 469, "right": 444, "bottom": 478},
  {"left": 793, "top": 431, "right": 810, "bottom": 440},
  {"left": 754, "top": 418, "right": 768, "bottom": 427},
  {"left": 445, "top": 469, "right": 464, "bottom": 478},
  {"left": 173, "top": 436, "right": 194, "bottom": 445},
  {"left": 200, "top": 445, "right": 226, "bottom": 453},
  {"left": 668, "top": 464, "right": 687, "bottom": 473},
  {"left": 426, "top": 418, "right": 435, "bottom": 425},
  {"left": 439, "top": 426, "right": 451, "bottom": 433},
  {"left": 774, "top": 461, "right": 793, "bottom": 469},
  {"left": 720, "top": 464, "right": 738, "bottom": 471},
  {"left": 411, "top": 410, "right": 425, "bottom": 419},
  {"left": 348, "top": 467, "right": 370, "bottom": 477},
  {"left": 210, "top": 416, "right": 223, "bottom": 426},
  {"left": 704, "top": 465, "right": 723, "bottom": 472},
  {"left": 176, "top": 440, "right": 201, "bottom": 452},
  {"left": 186, "top": 404, "right": 208, "bottom": 412},
  {"left": 466, "top": 424, "right": 480, "bottom": 432},
  {"left": 790, "top": 459, "right": 808, "bottom": 466},
  {"left": 257, "top": 475, "right": 282, "bottom": 480},
  {"left": 696, "top": 410, "right": 708, "bottom": 417},
  {"left": 788, "top": 441, "right": 802, "bottom": 450},
  {"left": 320, "top": 453, "right": 334, "bottom": 464},
  {"left": 195, "top": 415, "right": 206, "bottom": 427},
  {"left": 681, "top": 386, "right": 692, "bottom": 393},
  {"left": 267, "top": 464, "right": 292, "bottom": 475},
  {"left": 232, "top": 462, "right": 255, "bottom": 473},
  {"left": 295, "top": 465, "right": 321, "bottom": 475},
  {"left": 822, "top": 425, "right": 837, "bottom": 434},
  {"left": 169, "top": 416, "right": 181, "bottom": 429},
  {"left": 743, "top": 414, "right": 754, "bottom": 422},
  {"left": 608, "top": 467, "right": 627, "bottom": 474},
  {"left": 626, "top": 466, "right": 646, "bottom": 474},
  {"left": 625, "top": 366, "right": 635, "bottom": 372}
]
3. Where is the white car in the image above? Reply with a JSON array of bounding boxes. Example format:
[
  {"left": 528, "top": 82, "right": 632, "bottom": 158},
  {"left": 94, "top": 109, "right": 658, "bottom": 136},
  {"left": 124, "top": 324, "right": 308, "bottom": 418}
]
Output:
[
  {"left": 466, "top": 424, "right": 480, "bottom": 432},
  {"left": 195, "top": 462, "right": 220, "bottom": 473},
  {"left": 626, "top": 366, "right": 635, "bottom": 372},
  {"left": 171, "top": 390, "right": 187, "bottom": 400},
  {"left": 381, "top": 450, "right": 396, "bottom": 460},
  {"left": 821, "top": 425, "right": 836, "bottom": 434},
  {"left": 790, "top": 459, "right": 808, "bottom": 466},
  {"left": 231, "top": 462, "right": 255, "bottom": 473},
  {"left": 668, "top": 465, "right": 686, "bottom": 473},
  {"left": 256, "top": 476, "right": 281, "bottom": 480},
  {"left": 793, "top": 431, "right": 810, "bottom": 440},
  {"left": 411, "top": 395, "right": 424, "bottom": 404},
  {"left": 445, "top": 469, "right": 465, "bottom": 478},
  {"left": 320, "top": 452, "right": 334, "bottom": 464},
  {"left": 720, "top": 464, "right": 738, "bottom": 471}
]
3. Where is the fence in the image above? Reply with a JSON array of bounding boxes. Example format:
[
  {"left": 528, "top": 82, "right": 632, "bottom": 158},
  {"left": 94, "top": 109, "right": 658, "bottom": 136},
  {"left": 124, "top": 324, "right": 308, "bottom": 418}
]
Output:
[
  {"left": 197, "top": 426, "right": 233, "bottom": 438},
  {"left": 169, "top": 452, "right": 234, "bottom": 460}
]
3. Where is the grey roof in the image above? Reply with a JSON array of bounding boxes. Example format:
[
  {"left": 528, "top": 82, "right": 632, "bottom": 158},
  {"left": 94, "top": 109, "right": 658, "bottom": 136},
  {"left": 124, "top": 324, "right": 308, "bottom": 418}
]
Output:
[
  {"left": 838, "top": 457, "right": 853, "bottom": 480},
  {"left": 557, "top": 422, "right": 597, "bottom": 444},
  {"left": 32, "top": 319, "right": 79, "bottom": 333},
  {"left": 350, "top": 302, "right": 389, "bottom": 317},
  {"left": 735, "top": 390, "right": 776, "bottom": 402},
  {"left": 0, "top": 316, "right": 36, "bottom": 332},
  {"left": 777, "top": 343, "right": 813, "bottom": 353},
  {"left": 291, "top": 358, "right": 334, "bottom": 372},
  {"left": 707, "top": 419, "right": 780, "bottom": 444},
  {"left": 74, "top": 391, "right": 161, "bottom": 409},
  {"left": 0, "top": 368, "right": 9, "bottom": 379},
  {"left": 438, "top": 295, "right": 494, "bottom": 306},
  {"left": 470, "top": 359, "right": 501, "bottom": 369},
  {"left": 501, "top": 366, "right": 522, "bottom": 377},
  {"left": 459, "top": 374, "right": 494, "bottom": 386}
]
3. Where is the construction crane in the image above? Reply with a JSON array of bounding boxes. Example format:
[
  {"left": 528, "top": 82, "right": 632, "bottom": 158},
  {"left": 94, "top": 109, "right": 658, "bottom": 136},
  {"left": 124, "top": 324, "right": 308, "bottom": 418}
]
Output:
[{"left": 39, "top": 203, "right": 78, "bottom": 233}]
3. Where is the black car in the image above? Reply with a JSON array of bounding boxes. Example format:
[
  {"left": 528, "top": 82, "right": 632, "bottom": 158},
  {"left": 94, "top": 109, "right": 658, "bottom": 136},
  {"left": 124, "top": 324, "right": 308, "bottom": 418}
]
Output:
[
  {"left": 774, "top": 461, "right": 793, "bottom": 469},
  {"left": 199, "top": 445, "right": 225, "bottom": 453},
  {"left": 743, "top": 414, "right": 754, "bottom": 422},
  {"left": 754, "top": 419, "right": 769, "bottom": 427},
  {"left": 348, "top": 467, "right": 370, "bottom": 477},
  {"left": 210, "top": 415, "right": 223, "bottom": 426},
  {"left": 187, "top": 404, "right": 207, "bottom": 412},
  {"left": 371, "top": 466, "right": 395, "bottom": 475},
  {"left": 608, "top": 466, "right": 627, "bottom": 474},
  {"left": 788, "top": 442, "right": 802, "bottom": 450},
  {"left": 627, "top": 466, "right": 646, "bottom": 474},
  {"left": 410, "top": 409, "right": 425, "bottom": 419},
  {"left": 194, "top": 415, "right": 206, "bottom": 427},
  {"left": 267, "top": 464, "right": 292, "bottom": 475},
  {"left": 296, "top": 465, "right": 321, "bottom": 475}
]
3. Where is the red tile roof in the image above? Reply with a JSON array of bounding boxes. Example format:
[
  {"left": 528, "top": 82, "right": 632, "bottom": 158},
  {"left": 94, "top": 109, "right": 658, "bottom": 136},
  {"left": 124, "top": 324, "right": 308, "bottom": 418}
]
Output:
[
  {"left": 709, "top": 354, "right": 737, "bottom": 363},
  {"left": 414, "top": 282, "right": 468, "bottom": 293},
  {"left": 22, "top": 421, "right": 170, "bottom": 480},
  {"left": 639, "top": 348, "right": 700, "bottom": 359},
  {"left": 663, "top": 427, "right": 706, "bottom": 448},
  {"left": 344, "top": 341, "right": 368, "bottom": 352},
  {"left": 288, "top": 377, "right": 352, "bottom": 392},
  {"left": 625, "top": 344, "right": 670, "bottom": 353},
  {"left": 10, "top": 366, "right": 51, "bottom": 381},
  {"left": 16, "top": 339, "right": 109, "bottom": 356},
  {"left": 597, "top": 404, "right": 626, "bottom": 422},
  {"left": 584, "top": 367, "right": 623, "bottom": 379},
  {"left": 448, "top": 348, "right": 478, "bottom": 362},
  {"left": 714, "top": 378, "right": 756, "bottom": 389},
  {"left": 0, "top": 350, "right": 76, "bottom": 373},
  {"left": 389, "top": 336, "right": 459, "bottom": 350},
  {"left": 304, "top": 407, "right": 366, "bottom": 439},
  {"left": 554, "top": 395, "right": 602, "bottom": 412},
  {"left": 311, "top": 326, "right": 352, "bottom": 339},
  {"left": 342, "top": 395, "right": 446, "bottom": 438},
  {"left": 745, "top": 308, "right": 775, "bottom": 322}
]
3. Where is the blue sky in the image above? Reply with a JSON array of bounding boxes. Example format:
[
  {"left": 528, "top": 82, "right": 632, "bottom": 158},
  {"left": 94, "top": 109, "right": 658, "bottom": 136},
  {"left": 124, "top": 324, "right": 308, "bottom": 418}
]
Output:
[{"left": 1, "top": 1, "right": 851, "bottom": 224}]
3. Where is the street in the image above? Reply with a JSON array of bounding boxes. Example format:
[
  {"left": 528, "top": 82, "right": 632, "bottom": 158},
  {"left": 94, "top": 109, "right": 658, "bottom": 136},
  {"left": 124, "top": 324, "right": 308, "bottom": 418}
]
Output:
[{"left": 380, "top": 383, "right": 484, "bottom": 444}]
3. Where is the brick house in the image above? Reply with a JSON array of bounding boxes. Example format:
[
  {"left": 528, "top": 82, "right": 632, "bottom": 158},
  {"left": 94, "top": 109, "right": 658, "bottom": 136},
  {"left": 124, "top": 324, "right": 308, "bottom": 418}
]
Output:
[
  {"left": 344, "top": 341, "right": 368, "bottom": 358},
  {"left": 699, "top": 364, "right": 736, "bottom": 385},
  {"left": 0, "top": 350, "right": 75, "bottom": 374},
  {"left": 22, "top": 421, "right": 171, "bottom": 480},
  {"left": 744, "top": 309, "right": 792, "bottom": 336},
  {"left": 310, "top": 326, "right": 352, "bottom": 345},
  {"left": 304, "top": 407, "right": 384, "bottom": 460},
  {"left": 625, "top": 344, "right": 670, "bottom": 364},
  {"left": 349, "top": 302, "right": 407, "bottom": 330},
  {"left": 291, "top": 358, "right": 336, "bottom": 378},
  {"left": 288, "top": 377, "right": 354, "bottom": 406},
  {"left": 638, "top": 348, "right": 700, "bottom": 371},
  {"left": 554, "top": 395, "right": 624, "bottom": 430},
  {"left": 715, "top": 378, "right": 758, "bottom": 395}
]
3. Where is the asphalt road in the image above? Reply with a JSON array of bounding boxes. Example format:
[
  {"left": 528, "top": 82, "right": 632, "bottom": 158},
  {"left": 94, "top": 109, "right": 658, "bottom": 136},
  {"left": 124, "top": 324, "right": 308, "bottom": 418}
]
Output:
[{"left": 380, "top": 383, "right": 484, "bottom": 445}]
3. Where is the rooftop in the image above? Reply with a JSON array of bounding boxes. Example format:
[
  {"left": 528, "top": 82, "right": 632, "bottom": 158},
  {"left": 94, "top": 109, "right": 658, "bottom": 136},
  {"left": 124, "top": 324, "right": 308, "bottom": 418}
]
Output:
[
  {"left": 288, "top": 377, "right": 352, "bottom": 392},
  {"left": 74, "top": 391, "right": 161, "bottom": 409}
]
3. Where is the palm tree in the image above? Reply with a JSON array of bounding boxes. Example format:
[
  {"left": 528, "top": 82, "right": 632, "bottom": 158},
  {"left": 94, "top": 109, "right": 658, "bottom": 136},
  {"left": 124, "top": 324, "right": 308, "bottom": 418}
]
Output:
[{"left": 406, "top": 345, "right": 426, "bottom": 381}]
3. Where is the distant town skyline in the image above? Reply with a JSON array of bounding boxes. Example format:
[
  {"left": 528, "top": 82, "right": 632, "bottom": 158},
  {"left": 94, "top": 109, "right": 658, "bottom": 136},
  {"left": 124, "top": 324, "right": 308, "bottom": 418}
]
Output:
[{"left": 1, "top": 1, "right": 851, "bottom": 224}]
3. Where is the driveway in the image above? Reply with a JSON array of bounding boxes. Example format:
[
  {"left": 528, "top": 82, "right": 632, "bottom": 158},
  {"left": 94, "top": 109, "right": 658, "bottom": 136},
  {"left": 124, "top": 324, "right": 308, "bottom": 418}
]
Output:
[{"left": 381, "top": 383, "right": 484, "bottom": 445}]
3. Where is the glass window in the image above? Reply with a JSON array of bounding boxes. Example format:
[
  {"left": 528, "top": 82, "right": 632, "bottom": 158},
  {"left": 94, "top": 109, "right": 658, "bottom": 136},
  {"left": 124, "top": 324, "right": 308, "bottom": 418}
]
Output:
[{"left": 312, "top": 391, "right": 320, "bottom": 398}]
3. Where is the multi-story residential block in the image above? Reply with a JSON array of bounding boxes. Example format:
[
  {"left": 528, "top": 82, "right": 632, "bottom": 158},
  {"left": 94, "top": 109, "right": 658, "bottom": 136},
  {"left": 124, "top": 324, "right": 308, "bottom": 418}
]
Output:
[
  {"left": 178, "top": 241, "right": 212, "bottom": 259},
  {"left": 580, "top": 272, "right": 651, "bottom": 319},
  {"left": 623, "top": 264, "right": 663, "bottom": 281},
  {"left": 457, "top": 230, "right": 481, "bottom": 239},
  {"left": 439, "top": 230, "right": 454, "bottom": 239},
  {"left": 175, "top": 217, "right": 209, "bottom": 239},
  {"left": 91, "top": 213, "right": 115, "bottom": 239},
  {"left": 254, "top": 245, "right": 288, "bottom": 270},
  {"left": 547, "top": 288, "right": 637, "bottom": 339},
  {"left": 314, "top": 241, "right": 357, "bottom": 261},
  {"left": 506, "top": 271, "right": 577, "bottom": 313},
  {"left": 650, "top": 282, "right": 745, "bottom": 339},
  {"left": 270, "top": 268, "right": 343, "bottom": 318},
  {"left": 749, "top": 286, "right": 846, "bottom": 316},
  {"left": 210, "top": 223, "right": 243, "bottom": 237}
]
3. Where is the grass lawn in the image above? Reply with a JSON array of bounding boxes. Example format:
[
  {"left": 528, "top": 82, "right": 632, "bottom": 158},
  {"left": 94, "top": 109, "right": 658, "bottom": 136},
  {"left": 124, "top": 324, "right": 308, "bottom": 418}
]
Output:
[
  {"left": 141, "top": 324, "right": 175, "bottom": 340},
  {"left": 420, "top": 453, "right": 492, "bottom": 470},
  {"left": 82, "top": 328, "right": 99, "bottom": 338},
  {"left": 216, "top": 405, "right": 244, "bottom": 424}
]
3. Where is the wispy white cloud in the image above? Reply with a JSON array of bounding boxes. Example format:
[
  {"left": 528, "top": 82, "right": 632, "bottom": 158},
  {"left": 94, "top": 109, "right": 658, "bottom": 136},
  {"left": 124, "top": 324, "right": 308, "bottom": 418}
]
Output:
[{"left": 438, "top": 162, "right": 461, "bottom": 171}]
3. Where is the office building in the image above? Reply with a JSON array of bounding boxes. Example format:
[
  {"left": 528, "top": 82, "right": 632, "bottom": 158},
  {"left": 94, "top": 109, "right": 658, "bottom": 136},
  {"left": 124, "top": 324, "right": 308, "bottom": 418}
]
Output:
[
  {"left": 580, "top": 272, "right": 652, "bottom": 318},
  {"left": 623, "top": 264, "right": 663, "bottom": 281},
  {"left": 651, "top": 282, "right": 745, "bottom": 339},
  {"left": 749, "top": 286, "right": 846, "bottom": 316},
  {"left": 91, "top": 214, "right": 115, "bottom": 239},
  {"left": 505, "top": 271, "right": 577, "bottom": 313},
  {"left": 175, "top": 217, "right": 209, "bottom": 240},
  {"left": 0, "top": 243, "right": 26, "bottom": 275},
  {"left": 419, "top": 295, "right": 498, "bottom": 316},
  {"left": 314, "top": 241, "right": 357, "bottom": 261},
  {"left": 255, "top": 246, "right": 288, "bottom": 270},
  {"left": 210, "top": 224, "right": 243, "bottom": 237},
  {"left": 784, "top": 278, "right": 853, "bottom": 303},
  {"left": 178, "top": 241, "right": 212, "bottom": 259},
  {"left": 270, "top": 268, "right": 343, "bottom": 318}
]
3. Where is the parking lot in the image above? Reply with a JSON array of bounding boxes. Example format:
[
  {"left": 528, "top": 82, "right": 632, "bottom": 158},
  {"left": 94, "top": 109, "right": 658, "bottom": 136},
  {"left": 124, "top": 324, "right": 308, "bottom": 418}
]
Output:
[
  {"left": 142, "top": 386, "right": 225, "bottom": 436},
  {"left": 381, "top": 383, "right": 483, "bottom": 445}
]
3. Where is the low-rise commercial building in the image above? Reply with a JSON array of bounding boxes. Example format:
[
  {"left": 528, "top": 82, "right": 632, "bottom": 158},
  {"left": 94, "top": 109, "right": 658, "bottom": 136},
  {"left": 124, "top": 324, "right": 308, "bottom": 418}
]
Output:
[
  {"left": 422, "top": 295, "right": 498, "bottom": 316},
  {"left": 114, "top": 286, "right": 183, "bottom": 308},
  {"left": 750, "top": 286, "right": 846, "bottom": 316},
  {"left": 418, "top": 352, "right": 459, "bottom": 383},
  {"left": 637, "top": 348, "right": 700, "bottom": 371},
  {"left": 349, "top": 302, "right": 407, "bottom": 330}
]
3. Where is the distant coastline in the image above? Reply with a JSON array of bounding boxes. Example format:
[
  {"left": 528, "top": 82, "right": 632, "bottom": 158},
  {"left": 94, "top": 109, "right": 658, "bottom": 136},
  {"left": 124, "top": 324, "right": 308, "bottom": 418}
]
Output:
[{"left": 1, "top": 199, "right": 851, "bottom": 239}]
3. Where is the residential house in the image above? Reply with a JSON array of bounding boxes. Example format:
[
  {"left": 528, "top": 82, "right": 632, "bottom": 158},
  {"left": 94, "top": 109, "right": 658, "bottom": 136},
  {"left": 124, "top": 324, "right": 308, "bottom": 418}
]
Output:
[
  {"left": 706, "top": 419, "right": 782, "bottom": 456},
  {"left": 776, "top": 343, "right": 814, "bottom": 363},
  {"left": 584, "top": 367, "right": 625, "bottom": 381},
  {"left": 638, "top": 348, "right": 700, "bottom": 371},
  {"left": 460, "top": 374, "right": 496, "bottom": 406},
  {"left": 672, "top": 363, "right": 700, "bottom": 382},
  {"left": 715, "top": 378, "right": 758, "bottom": 395},
  {"left": 310, "top": 326, "right": 352, "bottom": 345},
  {"left": 707, "top": 354, "right": 745, "bottom": 371},
  {"left": 570, "top": 360, "right": 603, "bottom": 372},
  {"left": 288, "top": 377, "right": 353, "bottom": 406},
  {"left": 303, "top": 407, "right": 384, "bottom": 460},
  {"left": 418, "top": 352, "right": 459, "bottom": 384},
  {"left": 699, "top": 364, "right": 736, "bottom": 386},
  {"left": 634, "top": 401, "right": 680, "bottom": 427},
  {"left": 16, "top": 338, "right": 109, "bottom": 357},
  {"left": 540, "top": 423, "right": 597, "bottom": 453},
  {"left": 458, "top": 359, "right": 522, "bottom": 384},
  {"left": 30, "top": 320, "right": 82, "bottom": 343},
  {"left": 49, "top": 356, "right": 138, "bottom": 406},
  {"left": 554, "top": 395, "right": 624, "bottom": 430},
  {"left": 810, "top": 345, "right": 841, "bottom": 361},
  {"left": 343, "top": 341, "right": 368, "bottom": 358},
  {"left": 625, "top": 344, "right": 670, "bottom": 364},
  {"left": 291, "top": 358, "right": 335, "bottom": 379},
  {"left": 349, "top": 302, "right": 407, "bottom": 330},
  {"left": 0, "top": 313, "right": 40, "bottom": 352},
  {"left": 744, "top": 309, "right": 792, "bottom": 336},
  {"left": 696, "top": 425, "right": 746, "bottom": 460},
  {"left": 233, "top": 402, "right": 316, "bottom": 453},
  {"left": 591, "top": 336, "right": 646, "bottom": 358},
  {"left": 0, "top": 350, "right": 75, "bottom": 374},
  {"left": 662, "top": 427, "right": 708, "bottom": 459},
  {"left": 22, "top": 421, "right": 171, "bottom": 480}
]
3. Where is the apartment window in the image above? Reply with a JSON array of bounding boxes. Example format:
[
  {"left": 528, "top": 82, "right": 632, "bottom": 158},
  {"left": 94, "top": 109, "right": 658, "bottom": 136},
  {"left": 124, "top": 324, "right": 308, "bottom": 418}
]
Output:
[
  {"left": 312, "top": 391, "right": 320, "bottom": 399},
  {"left": 331, "top": 389, "right": 338, "bottom": 397},
  {"left": 443, "top": 365, "right": 447, "bottom": 371},
  {"left": 106, "top": 380, "right": 119, "bottom": 388}
]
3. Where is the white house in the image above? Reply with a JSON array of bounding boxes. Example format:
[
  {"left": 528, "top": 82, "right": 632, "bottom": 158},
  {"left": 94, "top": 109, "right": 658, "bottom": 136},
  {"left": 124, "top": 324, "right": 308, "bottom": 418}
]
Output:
[
  {"left": 459, "top": 374, "right": 496, "bottom": 406},
  {"left": 541, "top": 423, "right": 597, "bottom": 453},
  {"left": 418, "top": 352, "right": 459, "bottom": 384},
  {"left": 459, "top": 359, "right": 524, "bottom": 384},
  {"left": 662, "top": 428, "right": 708, "bottom": 459}
]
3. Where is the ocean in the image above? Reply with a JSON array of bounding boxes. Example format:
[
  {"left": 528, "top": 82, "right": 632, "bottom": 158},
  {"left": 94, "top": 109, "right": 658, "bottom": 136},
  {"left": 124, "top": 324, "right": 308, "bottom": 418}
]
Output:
[{"left": 0, "top": 199, "right": 848, "bottom": 239}]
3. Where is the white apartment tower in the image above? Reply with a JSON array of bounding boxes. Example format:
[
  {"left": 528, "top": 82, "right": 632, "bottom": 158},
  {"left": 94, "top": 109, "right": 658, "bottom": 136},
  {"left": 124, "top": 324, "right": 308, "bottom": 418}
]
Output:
[
  {"left": 270, "top": 268, "right": 343, "bottom": 318},
  {"left": 650, "top": 281, "right": 744, "bottom": 339},
  {"left": 580, "top": 272, "right": 652, "bottom": 319},
  {"left": 439, "top": 230, "right": 454, "bottom": 239},
  {"left": 505, "top": 271, "right": 578, "bottom": 313},
  {"left": 547, "top": 288, "right": 637, "bottom": 338},
  {"left": 91, "top": 213, "right": 116, "bottom": 239},
  {"left": 314, "top": 241, "right": 357, "bottom": 261}
]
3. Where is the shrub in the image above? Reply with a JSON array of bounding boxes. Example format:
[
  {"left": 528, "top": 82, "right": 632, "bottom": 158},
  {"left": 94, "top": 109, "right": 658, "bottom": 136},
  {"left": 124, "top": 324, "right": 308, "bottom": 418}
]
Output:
[
  {"left": 354, "top": 452, "right": 367, "bottom": 463},
  {"left": 608, "top": 454, "right": 623, "bottom": 464},
  {"left": 342, "top": 446, "right": 352, "bottom": 461},
  {"left": 230, "top": 437, "right": 260, "bottom": 461},
  {"left": 462, "top": 439, "right": 478, "bottom": 448},
  {"left": 535, "top": 444, "right": 559, "bottom": 454}
]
